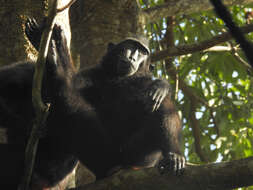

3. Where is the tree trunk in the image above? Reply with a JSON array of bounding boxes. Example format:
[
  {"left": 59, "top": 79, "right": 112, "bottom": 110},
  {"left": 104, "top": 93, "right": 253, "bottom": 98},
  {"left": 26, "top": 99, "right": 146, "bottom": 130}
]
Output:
[
  {"left": 0, "top": 0, "right": 71, "bottom": 65},
  {"left": 70, "top": 0, "right": 142, "bottom": 68},
  {"left": 0, "top": 0, "right": 44, "bottom": 65}
]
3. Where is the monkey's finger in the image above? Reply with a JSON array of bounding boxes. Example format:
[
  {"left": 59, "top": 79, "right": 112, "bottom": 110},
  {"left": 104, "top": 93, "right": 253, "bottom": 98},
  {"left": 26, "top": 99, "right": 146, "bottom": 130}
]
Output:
[
  {"left": 152, "top": 94, "right": 163, "bottom": 112},
  {"left": 168, "top": 153, "right": 174, "bottom": 172},
  {"left": 25, "top": 18, "right": 35, "bottom": 35},
  {"left": 175, "top": 157, "right": 179, "bottom": 175},
  {"left": 25, "top": 18, "right": 31, "bottom": 31},
  {"left": 29, "top": 18, "right": 35, "bottom": 29},
  {"left": 31, "top": 17, "right": 38, "bottom": 26},
  {"left": 152, "top": 101, "right": 158, "bottom": 112},
  {"left": 181, "top": 157, "right": 186, "bottom": 170},
  {"left": 155, "top": 91, "right": 167, "bottom": 111},
  {"left": 155, "top": 91, "right": 162, "bottom": 100},
  {"left": 152, "top": 88, "right": 170, "bottom": 111},
  {"left": 49, "top": 40, "right": 58, "bottom": 66},
  {"left": 178, "top": 157, "right": 185, "bottom": 175},
  {"left": 173, "top": 155, "right": 178, "bottom": 174},
  {"left": 152, "top": 89, "right": 162, "bottom": 100},
  {"left": 147, "top": 88, "right": 153, "bottom": 96},
  {"left": 160, "top": 92, "right": 167, "bottom": 102},
  {"left": 153, "top": 96, "right": 162, "bottom": 111},
  {"left": 155, "top": 92, "right": 164, "bottom": 110},
  {"left": 31, "top": 18, "right": 39, "bottom": 30},
  {"left": 25, "top": 22, "right": 32, "bottom": 38},
  {"left": 155, "top": 97, "right": 163, "bottom": 111},
  {"left": 149, "top": 88, "right": 155, "bottom": 97}
]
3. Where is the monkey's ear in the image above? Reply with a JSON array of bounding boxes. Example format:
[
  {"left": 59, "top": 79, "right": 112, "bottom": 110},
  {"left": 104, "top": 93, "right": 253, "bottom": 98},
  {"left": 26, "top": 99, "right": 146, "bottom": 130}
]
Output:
[{"left": 107, "top": 42, "right": 116, "bottom": 51}]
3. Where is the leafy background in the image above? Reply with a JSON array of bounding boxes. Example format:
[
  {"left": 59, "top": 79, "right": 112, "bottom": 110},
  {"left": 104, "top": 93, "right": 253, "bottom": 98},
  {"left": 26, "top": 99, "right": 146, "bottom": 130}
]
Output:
[{"left": 140, "top": 0, "right": 253, "bottom": 189}]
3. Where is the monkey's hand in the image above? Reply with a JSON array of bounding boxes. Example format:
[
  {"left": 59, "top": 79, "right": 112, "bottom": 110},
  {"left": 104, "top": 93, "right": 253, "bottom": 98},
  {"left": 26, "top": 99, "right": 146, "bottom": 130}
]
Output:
[
  {"left": 147, "top": 79, "right": 171, "bottom": 112},
  {"left": 25, "top": 17, "right": 46, "bottom": 50},
  {"left": 156, "top": 152, "right": 185, "bottom": 176}
]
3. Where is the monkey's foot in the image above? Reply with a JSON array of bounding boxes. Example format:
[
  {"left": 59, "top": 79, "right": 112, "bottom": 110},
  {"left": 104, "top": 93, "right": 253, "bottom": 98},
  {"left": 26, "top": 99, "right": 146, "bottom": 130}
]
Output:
[{"left": 157, "top": 152, "right": 185, "bottom": 176}]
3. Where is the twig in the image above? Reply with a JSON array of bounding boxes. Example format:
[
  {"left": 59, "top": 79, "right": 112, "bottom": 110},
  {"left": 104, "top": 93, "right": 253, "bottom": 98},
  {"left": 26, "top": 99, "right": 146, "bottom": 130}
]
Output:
[{"left": 209, "top": 107, "right": 220, "bottom": 137}]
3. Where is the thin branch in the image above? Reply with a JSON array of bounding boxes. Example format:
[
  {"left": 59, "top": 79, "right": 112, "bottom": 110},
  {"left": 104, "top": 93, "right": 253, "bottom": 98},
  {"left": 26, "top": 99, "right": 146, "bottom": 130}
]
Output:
[
  {"left": 203, "top": 45, "right": 236, "bottom": 52},
  {"left": 151, "top": 23, "right": 253, "bottom": 62},
  {"left": 233, "top": 52, "right": 253, "bottom": 73},
  {"left": 163, "top": 15, "right": 179, "bottom": 99},
  {"left": 57, "top": 0, "right": 77, "bottom": 13},
  {"left": 139, "top": 0, "right": 253, "bottom": 24},
  {"left": 18, "top": 0, "right": 59, "bottom": 189},
  {"left": 72, "top": 157, "right": 253, "bottom": 190},
  {"left": 209, "top": 107, "right": 220, "bottom": 137}
]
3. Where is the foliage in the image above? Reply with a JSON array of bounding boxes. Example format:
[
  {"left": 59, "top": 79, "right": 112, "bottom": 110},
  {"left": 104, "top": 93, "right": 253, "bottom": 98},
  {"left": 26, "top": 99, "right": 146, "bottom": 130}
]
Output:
[{"left": 140, "top": 1, "right": 253, "bottom": 188}]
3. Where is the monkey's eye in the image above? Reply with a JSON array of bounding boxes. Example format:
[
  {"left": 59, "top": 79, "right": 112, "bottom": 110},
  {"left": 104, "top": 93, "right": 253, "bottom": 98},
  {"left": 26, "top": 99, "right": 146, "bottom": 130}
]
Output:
[
  {"left": 140, "top": 49, "right": 148, "bottom": 55},
  {"left": 119, "top": 47, "right": 128, "bottom": 56},
  {"left": 137, "top": 47, "right": 148, "bottom": 56}
]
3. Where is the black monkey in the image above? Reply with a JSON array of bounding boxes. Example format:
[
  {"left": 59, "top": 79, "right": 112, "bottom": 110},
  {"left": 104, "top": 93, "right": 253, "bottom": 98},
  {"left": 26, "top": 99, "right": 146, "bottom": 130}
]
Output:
[
  {"left": 24, "top": 18, "right": 169, "bottom": 112},
  {"left": 0, "top": 18, "right": 184, "bottom": 189},
  {"left": 0, "top": 25, "right": 82, "bottom": 189},
  {"left": 25, "top": 17, "right": 185, "bottom": 177},
  {"left": 210, "top": 0, "right": 253, "bottom": 68}
]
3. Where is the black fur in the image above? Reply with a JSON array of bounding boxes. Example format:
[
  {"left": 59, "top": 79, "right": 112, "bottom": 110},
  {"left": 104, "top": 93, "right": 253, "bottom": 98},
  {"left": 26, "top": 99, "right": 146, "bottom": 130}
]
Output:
[
  {"left": 0, "top": 18, "right": 184, "bottom": 189},
  {"left": 0, "top": 63, "right": 34, "bottom": 144}
]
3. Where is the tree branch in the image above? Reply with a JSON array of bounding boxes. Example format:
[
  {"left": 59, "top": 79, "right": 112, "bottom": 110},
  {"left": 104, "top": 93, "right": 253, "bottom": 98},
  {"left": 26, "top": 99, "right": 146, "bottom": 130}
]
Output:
[
  {"left": 57, "top": 0, "right": 77, "bottom": 12},
  {"left": 72, "top": 157, "right": 253, "bottom": 190},
  {"left": 151, "top": 23, "right": 253, "bottom": 62},
  {"left": 19, "top": 0, "right": 59, "bottom": 189},
  {"left": 140, "top": 0, "right": 253, "bottom": 24}
]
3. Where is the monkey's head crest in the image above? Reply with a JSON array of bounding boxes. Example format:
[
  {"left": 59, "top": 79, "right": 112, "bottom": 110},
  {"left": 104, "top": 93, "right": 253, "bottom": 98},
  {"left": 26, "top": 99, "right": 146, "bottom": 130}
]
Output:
[{"left": 124, "top": 35, "right": 150, "bottom": 55}]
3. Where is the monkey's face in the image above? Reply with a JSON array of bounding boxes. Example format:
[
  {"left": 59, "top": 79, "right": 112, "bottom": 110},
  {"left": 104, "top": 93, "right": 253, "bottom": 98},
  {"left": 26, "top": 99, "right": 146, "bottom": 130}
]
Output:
[{"left": 108, "top": 40, "right": 149, "bottom": 77}]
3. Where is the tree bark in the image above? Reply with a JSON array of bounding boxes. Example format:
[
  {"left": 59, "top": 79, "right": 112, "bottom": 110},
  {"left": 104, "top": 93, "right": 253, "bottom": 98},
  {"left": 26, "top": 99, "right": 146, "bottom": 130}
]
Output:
[
  {"left": 0, "top": 0, "right": 71, "bottom": 66},
  {"left": 70, "top": 0, "right": 141, "bottom": 68},
  {"left": 0, "top": 0, "right": 44, "bottom": 64}
]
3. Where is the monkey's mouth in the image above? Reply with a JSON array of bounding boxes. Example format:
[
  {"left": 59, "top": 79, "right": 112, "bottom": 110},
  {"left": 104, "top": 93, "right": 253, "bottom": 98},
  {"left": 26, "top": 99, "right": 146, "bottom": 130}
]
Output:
[{"left": 117, "top": 59, "right": 135, "bottom": 76}]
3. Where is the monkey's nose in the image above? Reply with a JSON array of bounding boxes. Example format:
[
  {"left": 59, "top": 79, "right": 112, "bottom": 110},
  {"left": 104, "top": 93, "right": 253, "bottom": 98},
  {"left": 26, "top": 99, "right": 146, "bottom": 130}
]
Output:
[{"left": 130, "top": 49, "right": 139, "bottom": 62}]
